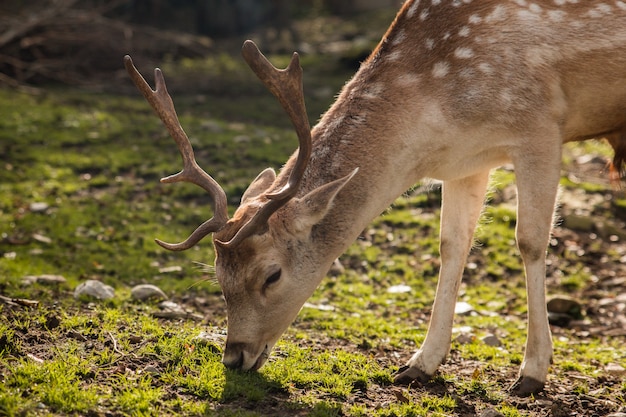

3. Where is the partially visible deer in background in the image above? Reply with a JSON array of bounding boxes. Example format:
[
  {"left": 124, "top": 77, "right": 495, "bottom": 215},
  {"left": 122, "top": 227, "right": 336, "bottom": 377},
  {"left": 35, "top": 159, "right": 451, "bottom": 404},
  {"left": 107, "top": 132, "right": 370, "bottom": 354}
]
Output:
[{"left": 125, "top": 0, "right": 626, "bottom": 396}]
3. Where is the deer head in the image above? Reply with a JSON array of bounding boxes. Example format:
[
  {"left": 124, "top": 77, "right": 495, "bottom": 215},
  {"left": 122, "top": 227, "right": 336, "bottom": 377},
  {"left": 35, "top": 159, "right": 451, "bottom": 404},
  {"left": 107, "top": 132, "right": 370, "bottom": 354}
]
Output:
[{"left": 124, "top": 41, "right": 357, "bottom": 371}]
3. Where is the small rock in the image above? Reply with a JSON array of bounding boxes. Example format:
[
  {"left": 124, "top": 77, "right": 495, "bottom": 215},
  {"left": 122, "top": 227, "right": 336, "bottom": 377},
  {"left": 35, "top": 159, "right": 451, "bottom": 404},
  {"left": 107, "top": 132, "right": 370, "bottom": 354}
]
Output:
[
  {"left": 143, "top": 365, "right": 160, "bottom": 375},
  {"left": 31, "top": 233, "right": 52, "bottom": 244},
  {"left": 29, "top": 202, "right": 49, "bottom": 213},
  {"left": 387, "top": 284, "right": 411, "bottom": 294},
  {"left": 153, "top": 300, "right": 187, "bottom": 319},
  {"left": 74, "top": 280, "right": 115, "bottom": 300},
  {"left": 303, "top": 302, "right": 335, "bottom": 311},
  {"left": 548, "top": 312, "right": 572, "bottom": 327},
  {"left": 605, "top": 363, "right": 626, "bottom": 377},
  {"left": 130, "top": 284, "right": 167, "bottom": 301},
  {"left": 479, "top": 408, "right": 505, "bottom": 417},
  {"left": 481, "top": 334, "right": 501, "bottom": 347},
  {"left": 455, "top": 332, "right": 476, "bottom": 344},
  {"left": 158, "top": 265, "right": 182, "bottom": 274},
  {"left": 547, "top": 296, "right": 583, "bottom": 318},
  {"left": 562, "top": 214, "right": 595, "bottom": 232},
  {"left": 22, "top": 274, "right": 66, "bottom": 285},
  {"left": 455, "top": 301, "right": 474, "bottom": 315}
]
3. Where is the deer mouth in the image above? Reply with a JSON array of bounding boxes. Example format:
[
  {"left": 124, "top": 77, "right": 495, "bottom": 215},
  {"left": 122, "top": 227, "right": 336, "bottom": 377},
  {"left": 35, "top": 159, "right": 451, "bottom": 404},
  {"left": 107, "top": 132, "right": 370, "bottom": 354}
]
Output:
[{"left": 250, "top": 344, "right": 270, "bottom": 371}]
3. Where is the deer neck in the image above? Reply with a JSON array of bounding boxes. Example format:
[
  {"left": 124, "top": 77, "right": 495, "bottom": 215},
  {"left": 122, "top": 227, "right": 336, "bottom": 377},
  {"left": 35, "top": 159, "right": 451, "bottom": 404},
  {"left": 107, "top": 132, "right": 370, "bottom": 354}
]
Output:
[{"left": 272, "top": 66, "right": 432, "bottom": 268}]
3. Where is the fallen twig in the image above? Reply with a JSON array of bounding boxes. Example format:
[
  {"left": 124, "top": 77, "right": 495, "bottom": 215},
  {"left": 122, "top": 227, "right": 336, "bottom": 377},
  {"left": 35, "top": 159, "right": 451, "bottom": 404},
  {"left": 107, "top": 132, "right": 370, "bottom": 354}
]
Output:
[{"left": 0, "top": 294, "right": 39, "bottom": 307}]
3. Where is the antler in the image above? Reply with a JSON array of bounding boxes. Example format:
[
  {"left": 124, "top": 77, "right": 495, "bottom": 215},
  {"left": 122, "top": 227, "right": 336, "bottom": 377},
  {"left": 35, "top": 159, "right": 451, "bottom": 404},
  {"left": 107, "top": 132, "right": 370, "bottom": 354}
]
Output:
[
  {"left": 219, "top": 41, "right": 312, "bottom": 247},
  {"left": 124, "top": 55, "right": 229, "bottom": 251}
]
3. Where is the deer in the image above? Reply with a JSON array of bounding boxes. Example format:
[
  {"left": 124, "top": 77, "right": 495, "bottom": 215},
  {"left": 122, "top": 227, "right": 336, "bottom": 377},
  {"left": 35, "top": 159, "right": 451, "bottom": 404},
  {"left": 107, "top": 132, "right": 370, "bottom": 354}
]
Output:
[{"left": 125, "top": 0, "right": 626, "bottom": 396}]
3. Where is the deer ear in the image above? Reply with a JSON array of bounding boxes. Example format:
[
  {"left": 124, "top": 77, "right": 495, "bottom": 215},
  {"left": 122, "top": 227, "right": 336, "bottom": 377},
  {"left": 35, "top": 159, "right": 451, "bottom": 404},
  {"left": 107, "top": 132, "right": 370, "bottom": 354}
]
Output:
[
  {"left": 291, "top": 168, "right": 358, "bottom": 233},
  {"left": 242, "top": 168, "right": 276, "bottom": 204}
]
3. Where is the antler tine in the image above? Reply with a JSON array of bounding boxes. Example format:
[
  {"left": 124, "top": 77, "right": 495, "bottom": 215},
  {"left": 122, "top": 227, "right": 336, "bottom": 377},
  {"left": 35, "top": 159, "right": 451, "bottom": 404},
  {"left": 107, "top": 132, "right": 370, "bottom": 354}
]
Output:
[
  {"left": 241, "top": 40, "right": 312, "bottom": 200},
  {"left": 217, "top": 41, "right": 313, "bottom": 248},
  {"left": 124, "top": 55, "right": 229, "bottom": 251}
]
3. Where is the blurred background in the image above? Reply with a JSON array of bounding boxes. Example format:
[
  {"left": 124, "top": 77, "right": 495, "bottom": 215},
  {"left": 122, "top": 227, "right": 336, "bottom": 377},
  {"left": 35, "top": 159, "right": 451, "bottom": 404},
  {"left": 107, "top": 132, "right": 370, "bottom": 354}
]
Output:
[{"left": 0, "top": 0, "right": 402, "bottom": 89}]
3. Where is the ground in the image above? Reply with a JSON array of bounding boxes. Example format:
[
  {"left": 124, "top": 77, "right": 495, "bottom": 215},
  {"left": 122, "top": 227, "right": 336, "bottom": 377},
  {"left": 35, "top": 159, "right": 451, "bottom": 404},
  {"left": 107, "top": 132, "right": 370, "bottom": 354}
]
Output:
[{"left": 1, "top": 10, "right": 625, "bottom": 417}]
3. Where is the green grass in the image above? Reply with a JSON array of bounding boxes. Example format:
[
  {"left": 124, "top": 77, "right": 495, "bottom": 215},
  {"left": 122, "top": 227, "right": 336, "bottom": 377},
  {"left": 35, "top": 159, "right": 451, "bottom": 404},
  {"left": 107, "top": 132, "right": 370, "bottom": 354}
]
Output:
[{"left": 1, "top": 51, "right": 625, "bottom": 416}]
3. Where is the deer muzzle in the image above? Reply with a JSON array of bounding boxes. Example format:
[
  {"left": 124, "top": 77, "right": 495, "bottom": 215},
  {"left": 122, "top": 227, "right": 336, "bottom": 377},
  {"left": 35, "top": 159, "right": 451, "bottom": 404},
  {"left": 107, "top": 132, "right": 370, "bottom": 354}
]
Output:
[{"left": 222, "top": 341, "right": 270, "bottom": 371}]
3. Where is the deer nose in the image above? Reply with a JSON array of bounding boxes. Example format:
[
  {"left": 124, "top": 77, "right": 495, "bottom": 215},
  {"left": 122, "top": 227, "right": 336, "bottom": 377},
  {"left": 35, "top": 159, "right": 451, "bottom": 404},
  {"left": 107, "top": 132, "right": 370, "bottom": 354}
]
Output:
[{"left": 222, "top": 341, "right": 248, "bottom": 370}]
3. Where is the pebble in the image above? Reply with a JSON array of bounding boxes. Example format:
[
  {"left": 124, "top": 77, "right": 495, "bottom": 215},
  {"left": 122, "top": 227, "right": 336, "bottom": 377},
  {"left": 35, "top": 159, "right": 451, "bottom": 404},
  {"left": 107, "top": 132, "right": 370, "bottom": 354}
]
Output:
[
  {"left": 605, "top": 363, "right": 626, "bottom": 377},
  {"left": 547, "top": 296, "right": 583, "bottom": 318},
  {"left": 153, "top": 300, "right": 188, "bottom": 319},
  {"left": 130, "top": 284, "right": 168, "bottom": 301},
  {"left": 143, "top": 365, "right": 160, "bottom": 375},
  {"left": 158, "top": 265, "right": 182, "bottom": 274},
  {"left": 387, "top": 284, "right": 411, "bottom": 294},
  {"left": 74, "top": 280, "right": 115, "bottom": 300},
  {"left": 479, "top": 408, "right": 505, "bottom": 417},
  {"left": 29, "top": 202, "right": 49, "bottom": 213},
  {"left": 455, "top": 301, "right": 474, "bottom": 315},
  {"left": 455, "top": 332, "right": 476, "bottom": 344},
  {"left": 481, "top": 334, "right": 501, "bottom": 347}
]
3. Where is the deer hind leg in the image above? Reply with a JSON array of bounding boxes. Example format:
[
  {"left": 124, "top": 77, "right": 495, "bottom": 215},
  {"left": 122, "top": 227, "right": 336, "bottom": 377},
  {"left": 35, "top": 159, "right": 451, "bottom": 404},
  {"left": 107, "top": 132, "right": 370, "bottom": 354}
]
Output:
[
  {"left": 509, "top": 141, "right": 562, "bottom": 396},
  {"left": 395, "top": 169, "right": 490, "bottom": 385}
]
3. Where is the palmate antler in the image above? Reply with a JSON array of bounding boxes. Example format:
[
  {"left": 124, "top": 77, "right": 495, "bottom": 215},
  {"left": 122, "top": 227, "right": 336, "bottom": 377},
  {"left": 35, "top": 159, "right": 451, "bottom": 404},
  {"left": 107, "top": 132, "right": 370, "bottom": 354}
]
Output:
[{"left": 124, "top": 40, "right": 312, "bottom": 250}]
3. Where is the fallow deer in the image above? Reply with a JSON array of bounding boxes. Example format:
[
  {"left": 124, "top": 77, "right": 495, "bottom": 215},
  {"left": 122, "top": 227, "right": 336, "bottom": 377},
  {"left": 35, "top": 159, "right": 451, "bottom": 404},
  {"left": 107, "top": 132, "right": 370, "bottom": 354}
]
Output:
[{"left": 125, "top": 0, "right": 626, "bottom": 396}]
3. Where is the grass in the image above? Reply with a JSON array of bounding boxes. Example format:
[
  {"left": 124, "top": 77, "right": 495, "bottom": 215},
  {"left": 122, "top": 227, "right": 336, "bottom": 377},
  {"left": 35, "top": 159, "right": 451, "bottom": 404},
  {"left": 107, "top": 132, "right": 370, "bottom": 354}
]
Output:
[{"left": 1, "top": 48, "right": 626, "bottom": 416}]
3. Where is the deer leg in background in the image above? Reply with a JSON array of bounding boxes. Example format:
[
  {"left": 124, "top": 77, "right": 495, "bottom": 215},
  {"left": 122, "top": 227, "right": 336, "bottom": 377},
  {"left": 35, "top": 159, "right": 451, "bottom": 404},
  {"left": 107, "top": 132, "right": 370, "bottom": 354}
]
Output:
[
  {"left": 395, "top": 169, "right": 491, "bottom": 384},
  {"left": 509, "top": 135, "right": 561, "bottom": 396}
]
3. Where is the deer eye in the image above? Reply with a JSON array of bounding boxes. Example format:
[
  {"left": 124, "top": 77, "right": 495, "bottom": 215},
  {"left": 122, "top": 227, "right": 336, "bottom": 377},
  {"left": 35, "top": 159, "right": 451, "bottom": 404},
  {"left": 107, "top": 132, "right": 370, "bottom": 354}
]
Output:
[{"left": 264, "top": 270, "right": 281, "bottom": 289}]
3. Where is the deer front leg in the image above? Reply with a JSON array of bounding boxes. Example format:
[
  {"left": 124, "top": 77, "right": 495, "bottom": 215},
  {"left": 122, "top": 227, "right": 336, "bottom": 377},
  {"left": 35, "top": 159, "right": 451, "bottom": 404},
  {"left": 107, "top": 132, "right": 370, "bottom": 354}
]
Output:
[
  {"left": 395, "top": 170, "right": 490, "bottom": 385},
  {"left": 509, "top": 147, "right": 560, "bottom": 396}
]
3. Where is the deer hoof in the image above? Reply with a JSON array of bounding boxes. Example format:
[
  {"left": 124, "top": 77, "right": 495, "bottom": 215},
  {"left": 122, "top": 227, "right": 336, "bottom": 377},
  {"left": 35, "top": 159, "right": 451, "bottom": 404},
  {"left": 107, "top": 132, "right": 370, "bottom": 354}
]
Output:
[
  {"left": 509, "top": 376, "right": 545, "bottom": 396},
  {"left": 393, "top": 365, "right": 432, "bottom": 385}
]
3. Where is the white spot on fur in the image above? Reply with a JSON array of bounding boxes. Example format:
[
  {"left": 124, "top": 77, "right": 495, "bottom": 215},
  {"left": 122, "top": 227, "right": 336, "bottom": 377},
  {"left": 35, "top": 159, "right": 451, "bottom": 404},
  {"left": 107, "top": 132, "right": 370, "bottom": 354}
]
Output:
[
  {"left": 500, "top": 89, "right": 513, "bottom": 106},
  {"left": 528, "top": 3, "right": 542, "bottom": 13},
  {"left": 517, "top": 9, "right": 540, "bottom": 20},
  {"left": 617, "top": 1, "right": 626, "bottom": 11},
  {"left": 392, "top": 29, "right": 406, "bottom": 46},
  {"left": 425, "top": 38, "right": 435, "bottom": 50},
  {"left": 431, "top": 0, "right": 441, "bottom": 5},
  {"left": 477, "top": 62, "right": 494, "bottom": 74},
  {"left": 458, "top": 26, "right": 470, "bottom": 37},
  {"left": 432, "top": 61, "right": 450, "bottom": 78},
  {"left": 396, "top": 73, "right": 421, "bottom": 87},
  {"left": 569, "top": 20, "right": 583, "bottom": 29},
  {"left": 407, "top": 0, "right": 420, "bottom": 18},
  {"left": 587, "top": 3, "right": 612, "bottom": 17},
  {"left": 485, "top": 5, "right": 507, "bottom": 22},
  {"left": 468, "top": 14, "right": 482, "bottom": 24},
  {"left": 513, "top": 0, "right": 527, "bottom": 6},
  {"left": 387, "top": 50, "right": 402, "bottom": 62},
  {"left": 420, "top": 9, "right": 429, "bottom": 20},
  {"left": 553, "top": 0, "right": 565, "bottom": 5},
  {"left": 454, "top": 47, "right": 474, "bottom": 59},
  {"left": 442, "top": 32, "right": 451, "bottom": 41},
  {"left": 525, "top": 48, "right": 552, "bottom": 67},
  {"left": 547, "top": 10, "right": 566, "bottom": 22},
  {"left": 362, "top": 83, "right": 384, "bottom": 100}
]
